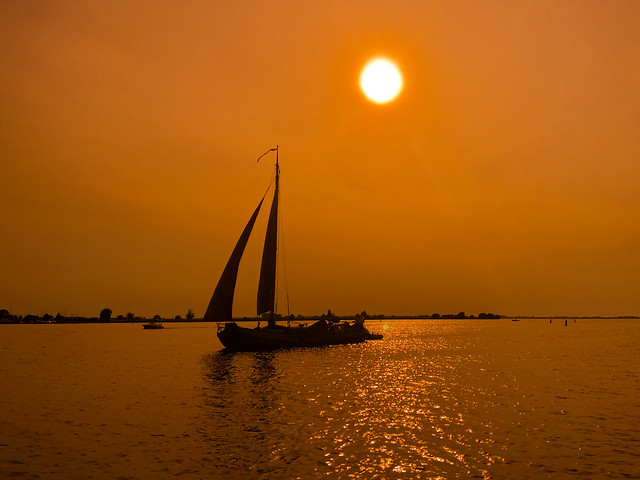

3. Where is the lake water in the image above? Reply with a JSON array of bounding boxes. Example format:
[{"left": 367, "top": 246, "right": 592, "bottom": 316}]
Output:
[{"left": 0, "top": 319, "right": 638, "bottom": 479}]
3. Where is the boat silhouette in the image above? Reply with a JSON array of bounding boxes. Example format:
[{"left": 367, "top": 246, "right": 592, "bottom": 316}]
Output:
[{"left": 205, "top": 146, "right": 382, "bottom": 351}]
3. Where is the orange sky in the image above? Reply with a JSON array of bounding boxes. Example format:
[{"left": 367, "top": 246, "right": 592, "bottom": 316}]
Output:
[{"left": 2, "top": 1, "right": 639, "bottom": 318}]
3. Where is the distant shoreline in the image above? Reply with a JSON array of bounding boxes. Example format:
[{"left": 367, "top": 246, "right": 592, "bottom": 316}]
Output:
[{"left": 1, "top": 313, "right": 638, "bottom": 324}]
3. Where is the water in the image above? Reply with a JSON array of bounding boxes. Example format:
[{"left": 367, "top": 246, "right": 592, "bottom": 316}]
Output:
[{"left": 0, "top": 319, "right": 638, "bottom": 479}]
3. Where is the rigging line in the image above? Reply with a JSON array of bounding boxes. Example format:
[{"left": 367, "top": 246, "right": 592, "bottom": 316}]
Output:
[
  {"left": 257, "top": 147, "right": 278, "bottom": 207},
  {"left": 278, "top": 177, "right": 290, "bottom": 317},
  {"left": 257, "top": 173, "right": 276, "bottom": 205}
]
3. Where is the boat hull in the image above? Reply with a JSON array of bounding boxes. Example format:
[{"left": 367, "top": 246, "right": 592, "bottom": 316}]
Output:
[{"left": 217, "top": 320, "right": 381, "bottom": 351}]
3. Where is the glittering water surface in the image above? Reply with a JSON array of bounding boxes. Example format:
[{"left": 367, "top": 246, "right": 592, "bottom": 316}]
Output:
[{"left": 1, "top": 319, "right": 638, "bottom": 479}]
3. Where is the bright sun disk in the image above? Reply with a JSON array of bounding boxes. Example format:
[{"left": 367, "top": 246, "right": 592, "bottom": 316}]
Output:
[{"left": 359, "top": 58, "right": 403, "bottom": 104}]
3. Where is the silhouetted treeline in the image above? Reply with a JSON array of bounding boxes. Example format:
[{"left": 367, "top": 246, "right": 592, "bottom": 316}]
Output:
[
  {"left": 5, "top": 308, "right": 635, "bottom": 325},
  {"left": 0, "top": 308, "right": 200, "bottom": 324},
  {"left": 237, "top": 310, "right": 504, "bottom": 322},
  {"left": 0, "top": 309, "right": 504, "bottom": 324}
]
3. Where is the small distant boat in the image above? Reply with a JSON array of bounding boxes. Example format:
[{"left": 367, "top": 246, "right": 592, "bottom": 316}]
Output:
[
  {"left": 206, "top": 147, "right": 382, "bottom": 351},
  {"left": 143, "top": 320, "right": 164, "bottom": 329},
  {"left": 511, "top": 318, "right": 520, "bottom": 322}
]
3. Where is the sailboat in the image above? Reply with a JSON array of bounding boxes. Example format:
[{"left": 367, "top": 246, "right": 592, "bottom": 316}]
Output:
[{"left": 205, "top": 146, "right": 382, "bottom": 351}]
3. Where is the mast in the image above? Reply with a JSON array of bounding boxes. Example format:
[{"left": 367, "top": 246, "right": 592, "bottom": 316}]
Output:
[{"left": 257, "top": 146, "right": 279, "bottom": 325}]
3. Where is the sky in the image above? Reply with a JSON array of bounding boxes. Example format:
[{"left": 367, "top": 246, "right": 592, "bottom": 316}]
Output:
[{"left": 2, "top": 1, "right": 639, "bottom": 318}]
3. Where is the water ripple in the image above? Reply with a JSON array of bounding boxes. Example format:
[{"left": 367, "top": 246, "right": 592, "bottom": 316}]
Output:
[
  {"left": 1, "top": 320, "right": 638, "bottom": 479},
  {"left": 197, "top": 320, "right": 640, "bottom": 479}
]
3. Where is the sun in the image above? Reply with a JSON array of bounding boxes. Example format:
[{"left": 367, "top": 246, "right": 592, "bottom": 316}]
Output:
[{"left": 359, "top": 58, "right": 404, "bottom": 104}]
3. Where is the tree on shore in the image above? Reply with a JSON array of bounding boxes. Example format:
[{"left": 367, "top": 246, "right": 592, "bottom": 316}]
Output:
[
  {"left": 99, "top": 308, "right": 112, "bottom": 322},
  {"left": 186, "top": 309, "right": 195, "bottom": 320}
]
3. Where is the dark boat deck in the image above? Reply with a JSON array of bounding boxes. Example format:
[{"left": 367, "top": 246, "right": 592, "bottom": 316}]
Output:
[{"left": 217, "top": 319, "right": 382, "bottom": 351}]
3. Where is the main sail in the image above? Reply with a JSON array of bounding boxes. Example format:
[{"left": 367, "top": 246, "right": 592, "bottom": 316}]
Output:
[
  {"left": 203, "top": 198, "right": 265, "bottom": 322},
  {"left": 257, "top": 166, "right": 279, "bottom": 316}
]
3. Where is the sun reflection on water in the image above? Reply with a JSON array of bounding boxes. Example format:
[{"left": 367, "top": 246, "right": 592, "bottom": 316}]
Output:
[
  {"left": 1, "top": 320, "right": 636, "bottom": 478},
  {"left": 201, "top": 321, "right": 510, "bottom": 478},
  {"left": 200, "top": 319, "right": 639, "bottom": 479}
]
